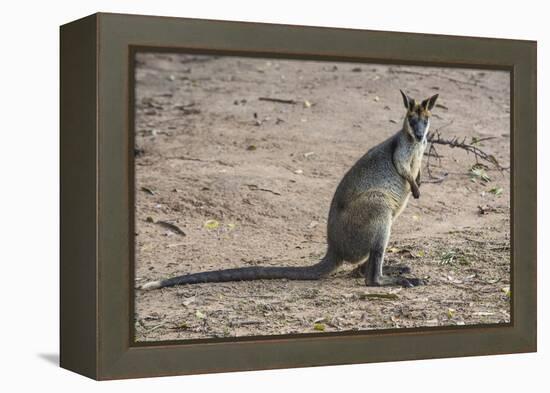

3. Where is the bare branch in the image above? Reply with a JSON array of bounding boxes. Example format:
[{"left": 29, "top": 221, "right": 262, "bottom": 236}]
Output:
[
  {"left": 427, "top": 131, "right": 503, "bottom": 170},
  {"left": 422, "top": 121, "right": 507, "bottom": 182}
]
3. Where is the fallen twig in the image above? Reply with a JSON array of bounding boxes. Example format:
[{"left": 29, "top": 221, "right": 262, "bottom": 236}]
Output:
[
  {"left": 246, "top": 184, "right": 281, "bottom": 196},
  {"left": 259, "top": 97, "right": 297, "bottom": 105},
  {"left": 388, "top": 67, "right": 485, "bottom": 89},
  {"left": 147, "top": 322, "right": 168, "bottom": 332},
  {"left": 359, "top": 293, "right": 399, "bottom": 300},
  {"left": 422, "top": 173, "right": 448, "bottom": 184},
  {"left": 141, "top": 186, "right": 155, "bottom": 195},
  {"left": 156, "top": 221, "right": 187, "bottom": 236},
  {"left": 230, "top": 320, "right": 264, "bottom": 327},
  {"left": 166, "top": 155, "right": 235, "bottom": 167}
]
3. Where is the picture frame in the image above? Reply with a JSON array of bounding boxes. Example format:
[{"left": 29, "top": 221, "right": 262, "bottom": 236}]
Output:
[{"left": 60, "top": 12, "right": 537, "bottom": 380}]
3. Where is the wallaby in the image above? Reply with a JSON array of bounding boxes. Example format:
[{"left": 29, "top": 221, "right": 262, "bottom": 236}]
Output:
[{"left": 141, "top": 90, "right": 439, "bottom": 290}]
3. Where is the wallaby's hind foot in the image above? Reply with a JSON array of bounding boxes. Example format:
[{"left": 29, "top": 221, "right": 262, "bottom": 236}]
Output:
[
  {"left": 350, "top": 263, "right": 411, "bottom": 278},
  {"left": 401, "top": 277, "right": 426, "bottom": 286},
  {"left": 366, "top": 275, "right": 426, "bottom": 288},
  {"left": 364, "top": 247, "right": 426, "bottom": 287}
]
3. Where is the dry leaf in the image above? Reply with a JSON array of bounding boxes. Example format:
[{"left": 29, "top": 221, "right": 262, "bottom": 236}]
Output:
[{"left": 204, "top": 219, "right": 220, "bottom": 230}]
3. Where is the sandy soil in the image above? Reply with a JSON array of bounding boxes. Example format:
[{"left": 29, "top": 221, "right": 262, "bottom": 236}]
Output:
[{"left": 133, "top": 53, "right": 510, "bottom": 342}]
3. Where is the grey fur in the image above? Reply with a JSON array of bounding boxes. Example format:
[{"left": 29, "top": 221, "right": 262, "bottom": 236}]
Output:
[{"left": 140, "top": 91, "right": 438, "bottom": 290}]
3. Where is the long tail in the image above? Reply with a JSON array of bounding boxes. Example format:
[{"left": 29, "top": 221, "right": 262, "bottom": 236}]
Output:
[{"left": 140, "top": 252, "right": 340, "bottom": 290}]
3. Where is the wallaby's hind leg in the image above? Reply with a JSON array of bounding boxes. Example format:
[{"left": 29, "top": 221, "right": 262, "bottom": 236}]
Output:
[
  {"left": 363, "top": 225, "right": 424, "bottom": 287},
  {"left": 333, "top": 197, "right": 423, "bottom": 287},
  {"left": 365, "top": 251, "right": 418, "bottom": 287}
]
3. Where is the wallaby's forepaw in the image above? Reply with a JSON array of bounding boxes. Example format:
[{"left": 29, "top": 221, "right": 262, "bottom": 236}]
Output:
[{"left": 412, "top": 188, "right": 420, "bottom": 199}]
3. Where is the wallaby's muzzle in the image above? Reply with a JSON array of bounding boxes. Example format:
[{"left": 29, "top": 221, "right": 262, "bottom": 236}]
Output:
[
  {"left": 408, "top": 117, "right": 429, "bottom": 142},
  {"left": 414, "top": 126, "right": 427, "bottom": 141}
]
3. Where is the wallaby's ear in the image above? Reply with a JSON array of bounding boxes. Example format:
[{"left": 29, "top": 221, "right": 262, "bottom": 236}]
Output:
[
  {"left": 400, "top": 89, "right": 411, "bottom": 110},
  {"left": 422, "top": 94, "right": 439, "bottom": 110}
]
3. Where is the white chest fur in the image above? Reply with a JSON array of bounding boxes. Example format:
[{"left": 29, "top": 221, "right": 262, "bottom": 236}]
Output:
[{"left": 410, "top": 139, "right": 427, "bottom": 177}]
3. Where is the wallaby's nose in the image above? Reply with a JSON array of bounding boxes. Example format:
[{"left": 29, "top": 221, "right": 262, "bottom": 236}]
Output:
[{"left": 414, "top": 129, "right": 425, "bottom": 141}]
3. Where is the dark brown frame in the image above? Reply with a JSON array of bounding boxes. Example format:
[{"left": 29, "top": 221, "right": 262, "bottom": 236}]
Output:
[{"left": 60, "top": 12, "right": 537, "bottom": 380}]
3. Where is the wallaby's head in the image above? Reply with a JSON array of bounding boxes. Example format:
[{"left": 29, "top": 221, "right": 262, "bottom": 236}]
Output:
[{"left": 399, "top": 90, "right": 439, "bottom": 142}]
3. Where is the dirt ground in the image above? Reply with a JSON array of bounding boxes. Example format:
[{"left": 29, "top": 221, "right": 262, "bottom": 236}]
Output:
[{"left": 133, "top": 53, "right": 511, "bottom": 342}]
